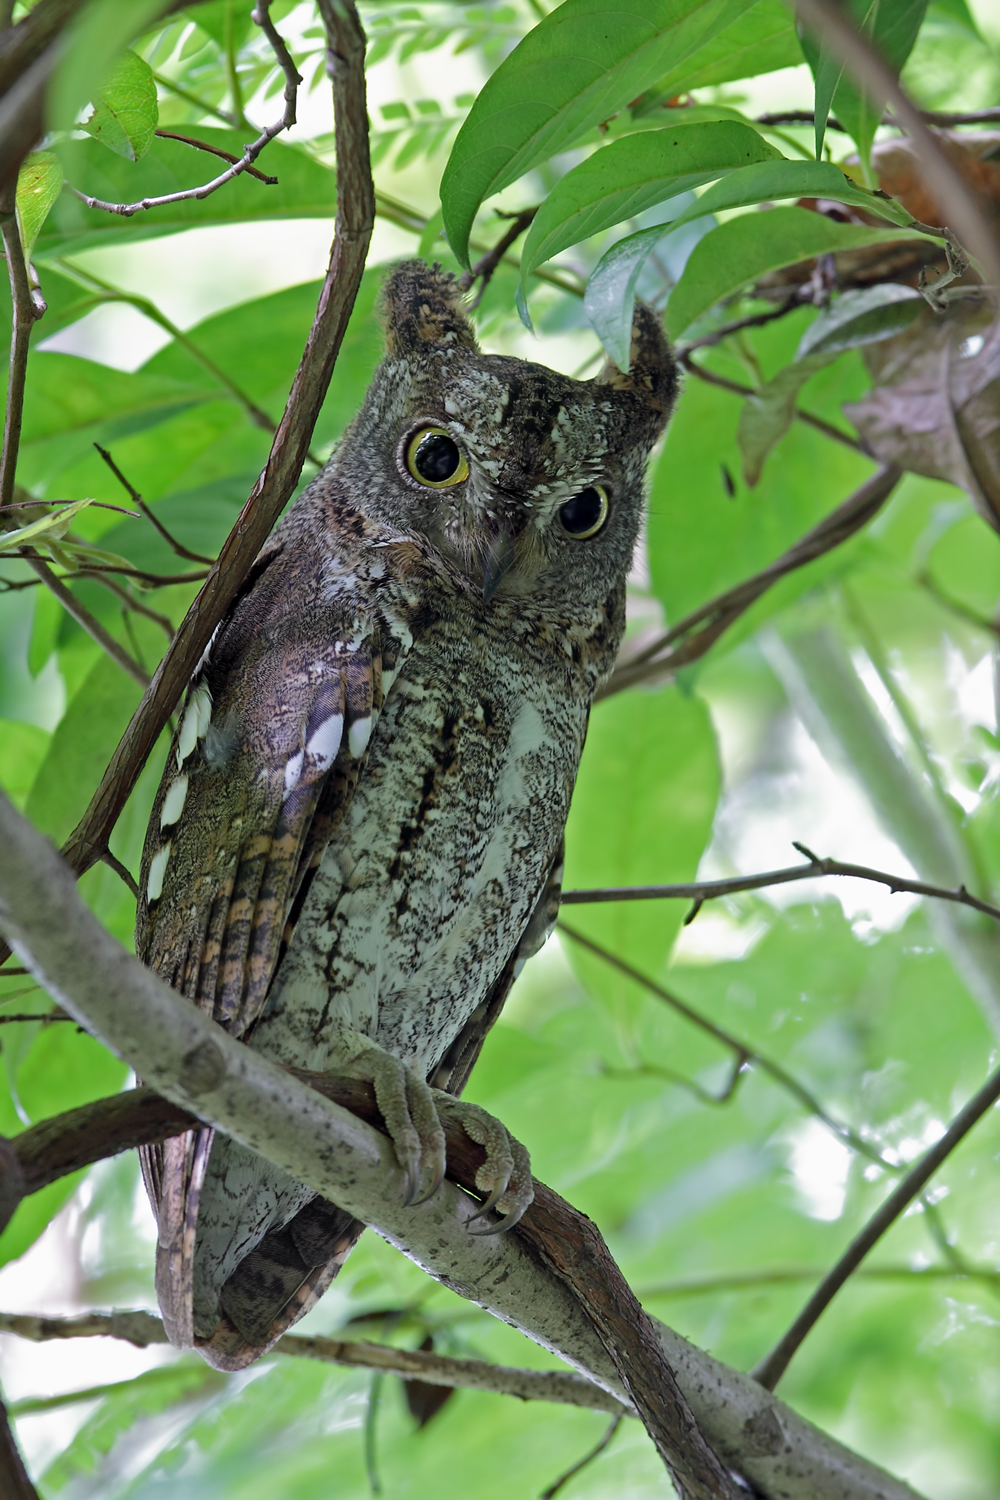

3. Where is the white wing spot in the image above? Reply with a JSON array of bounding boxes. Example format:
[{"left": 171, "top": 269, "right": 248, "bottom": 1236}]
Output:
[
  {"left": 284, "top": 750, "right": 305, "bottom": 797},
  {"left": 348, "top": 715, "right": 373, "bottom": 758},
  {"left": 307, "top": 713, "right": 344, "bottom": 772},
  {"left": 160, "top": 773, "right": 189, "bottom": 829},
  {"left": 146, "top": 844, "right": 171, "bottom": 902},
  {"left": 176, "top": 683, "right": 213, "bottom": 768}
]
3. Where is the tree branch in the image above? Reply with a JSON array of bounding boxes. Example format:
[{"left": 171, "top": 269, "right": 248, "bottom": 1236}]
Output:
[
  {"left": 67, "top": 2, "right": 300, "bottom": 218},
  {"left": 638, "top": 1264, "right": 1000, "bottom": 1299},
  {"left": 0, "top": 792, "right": 927, "bottom": 1500},
  {"left": 153, "top": 129, "right": 277, "bottom": 185},
  {"left": 93, "top": 445, "right": 214, "bottom": 565},
  {"left": 752, "top": 1059, "right": 1000, "bottom": 1390},
  {"left": 790, "top": 0, "right": 1000, "bottom": 288},
  {"left": 599, "top": 465, "right": 901, "bottom": 698},
  {"left": 679, "top": 354, "right": 864, "bottom": 454},
  {"left": 0, "top": 182, "right": 45, "bottom": 509},
  {"left": 560, "top": 846, "right": 1000, "bottom": 925},
  {"left": 0, "top": 1309, "right": 628, "bottom": 1415},
  {"left": 51, "top": 0, "right": 374, "bottom": 893},
  {"left": 25, "top": 557, "right": 150, "bottom": 687}
]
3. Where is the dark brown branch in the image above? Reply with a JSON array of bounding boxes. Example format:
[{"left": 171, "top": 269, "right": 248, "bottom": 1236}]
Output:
[
  {"left": 25, "top": 558, "right": 150, "bottom": 687},
  {"left": 0, "top": 183, "right": 45, "bottom": 508},
  {"left": 560, "top": 846, "right": 1000, "bottom": 924},
  {"left": 68, "top": 2, "right": 301, "bottom": 219},
  {"left": 99, "top": 849, "right": 138, "bottom": 897},
  {"left": 81, "top": 570, "right": 175, "bottom": 640},
  {"left": 677, "top": 296, "right": 805, "bottom": 355},
  {"left": 639, "top": 1263, "right": 1000, "bottom": 1299},
  {"left": 0, "top": 1394, "right": 40, "bottom": 1500},
  {"left": 0, "top": 498, "right": 139, "bottom": 519},
  {"left": 557, "top": 922, "right": 890, "bottom": 1168},
  {"left": 93, "top": 445, "right": 214, "bottom": 565},
  {"left": 752, "top": 1059, "right": 1000, "bottom": 1390},
  {"left": 0, "top": 1076, "right": 742, "bottom": 1497},
  {"left": 153, "top": 129, "right": 278, "bottom": 185},
  {"left": 600, "top": 465, "right": 900, "bottom": 698},
  {"left": 756, "top": 106, "right": 1000, "bottom": 128},
  {"left": 679, "top": 355, "right": 863, "bottom": 453},
  {"left": 49, "top": 0, "right": 374, "bottom": 897},
  {"left": 793, "top": 0, "right": 1000, "bottom": 288}
]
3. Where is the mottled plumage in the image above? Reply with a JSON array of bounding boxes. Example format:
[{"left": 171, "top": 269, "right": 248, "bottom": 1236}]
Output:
[{"left": 136, "top": 262, "right": 676, "bottom": 1370}]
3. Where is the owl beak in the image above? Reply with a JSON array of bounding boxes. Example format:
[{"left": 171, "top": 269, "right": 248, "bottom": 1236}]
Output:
[{"left": 481, "top": 530, "right": 518, "bottom": 603}]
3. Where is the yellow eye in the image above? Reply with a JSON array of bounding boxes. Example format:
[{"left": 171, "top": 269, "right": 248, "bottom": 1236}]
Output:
[
  {"left": 559, "top": 485, "right": 609, "bottom": 540},
  {"left": 405, "top": 427, "right": 470, "bottom": 488}
]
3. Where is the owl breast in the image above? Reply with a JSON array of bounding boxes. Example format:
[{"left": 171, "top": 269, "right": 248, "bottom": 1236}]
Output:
[{"left": 249, "top": 608, "right": 590, "bottom": 1077}]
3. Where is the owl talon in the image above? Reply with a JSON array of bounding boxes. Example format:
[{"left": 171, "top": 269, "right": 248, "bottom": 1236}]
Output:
[{"left": 432, "top": 1095, "right": 533, "bottom": 1233}]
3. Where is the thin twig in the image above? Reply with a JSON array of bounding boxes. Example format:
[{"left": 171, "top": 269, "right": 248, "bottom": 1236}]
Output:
[
  {"left": 600, "top": 465, "right": 900, "bottom": 697},
  {"left": 560, "top": 845, "right": 1000, "bottom": 925},
  {"left": 793, "top": 0, "right": 1000, "bottom": 287},
  {"left": 0, "top": 499, "right": 139, "bottom": 519},
  {"left": 0, "top": 1309, "right": 628, "bottom": 1414},
  {"left": 677, "top": 296, "right": 805, "bottom": 355},
  {"left": 557, "top": 922, "right": 892, "bottom": 1168},
  {"left": 679, "top": 355, "right": 863, "bottom": 453},
  {"left": 639, "top": 1263, "right": 1000, "bottom": 1298},
  {"left": 26, "top": 558, "right": 149, "bottom": 687},
  {"left": 755, "top": 106, "right": 1000, "bottom": 128},
  {"left": 93, "top": 445, "right": 214, "bottom": 564},
  {"left": 0, "top": 1393, "right": 40, "bottom": 1500},
  {"left": 0, "top": 183, "right": 45, "bottom": 508},
  {"left": 752, "top": 1059, "right": 1000, "bottom": 1390},
  {"left": 99, "top": 850, "right": 138, "bottom": 898},
  {"left": 153, "top": 129, "right": 276, "bottom": 184},
  {"left": 80, "top": 570, "right": 175, "bottom": 641},
  {"left": 540, "top": 1414, "right": 623, "bottom": 1499},
  {"left": 915, "top": 568, "right": 1000, "bottom": 637},
  {"left": 459, "top": 207, "right": 537, "bottom": 307},
  {"left": 68, "top": 3, "right": 301, "bottom": 219}
]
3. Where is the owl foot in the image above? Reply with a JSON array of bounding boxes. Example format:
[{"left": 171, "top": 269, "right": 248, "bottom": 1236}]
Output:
[
  {"left": 332, "top": 1031, "right": 446, "bottom": 1207},
  {"left": 434, "top": 1096, "right": 534, "bottom": 1233}
]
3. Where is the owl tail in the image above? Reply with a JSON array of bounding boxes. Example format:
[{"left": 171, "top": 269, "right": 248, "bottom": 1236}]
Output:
[{"left": 144, "top": 1128, "right": 364, "bottom": 1373}]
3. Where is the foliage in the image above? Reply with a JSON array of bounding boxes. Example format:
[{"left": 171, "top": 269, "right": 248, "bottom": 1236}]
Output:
[{"left": 1, "top": 0, "right": 999, "bottom": 1497}]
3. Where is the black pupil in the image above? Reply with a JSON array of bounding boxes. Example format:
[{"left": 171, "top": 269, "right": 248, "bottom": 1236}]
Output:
[
  {"left": 559, "top": 487, "right": 603, "bottom": 535},
  {"left": 414, "top": 432, "right": 460, "bottom": 483}
]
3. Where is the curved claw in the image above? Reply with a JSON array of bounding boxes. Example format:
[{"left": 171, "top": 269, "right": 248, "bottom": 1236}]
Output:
[
  {"left": 408, "top": 1155, "right": 447, "bottom": 1207},
  {"left": 465, "top": 1181, "right": 507, "bottom": 1225},
  {"left": 467, "top": 1202, "right": 529, "bottom": 1236},
  {"left": 401, "top": 1165, "right": 421, "bottom": 1208}
]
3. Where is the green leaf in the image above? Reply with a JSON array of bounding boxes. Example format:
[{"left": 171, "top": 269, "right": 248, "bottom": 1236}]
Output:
[
  {"left": 664, "top": 206, "right": 937, "bottom": 339},
  {"left": 441, "top": 0, "right": 762, "bottom": 267},
  {"left": 26, "top": 653, "right": 144, "bottom": 844},
  {"left": 82, "top": 49, "right": 158, "bottom": 162},
  {"left": 562, "top": 685, "right": 719, "bottom": 1037},
  {"left": 0, "top": 498, "right": 95, "bottom": 555},
  {"left": 519, "top": 121, "right": 779, "bottom": 291},
  {"left": 15, "top": 152, "right": 63, "bottom": 260},
  {"left": 41, "top": 131, "right": 335, "bottom": 257},
  {"left": 641, "top": 0, "right": 803, "bottom": 96},
  {"left": 736, "top": 350, "right": 835, "bottom": 486},
  {"left": 0, "top": 719, "right": 50, "bottom": 809},
  {"left": 27, "top": 586, "right": 62, "bottom": 678},
  {"left": 585, "top": 161, "right": 915, "bottom": 363},
  {"left": 800, "top": 0, "right": 929, "bottom": 167},
  {"left": 795, "top": 283, "right": 923, "bottom": 359},
  {"left": 48, "top": 0, "right": 167, "bottom": 135}
]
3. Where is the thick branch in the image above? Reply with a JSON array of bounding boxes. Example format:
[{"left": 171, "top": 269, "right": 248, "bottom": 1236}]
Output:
[
  {"left": 54, "top": 0, "right": 374, "bottom": 888},
  {"left": 0, "top": 1309, "right": 626, "bottom": 1415},
  {"left": 753, "top": 1060, "right": 1000, "bottom": 1390},
  {"left": 791, "top": 0, "right": 1000, "bottom": 288},
  {"left": 600, "top": 465, "right": 901, "bottom": 698},
  {"left": 0, "top": 793, "right": 925, "bottom": 1500},
  {"left": 560, "top": 847, "right": 1000, "bottom": 925}
]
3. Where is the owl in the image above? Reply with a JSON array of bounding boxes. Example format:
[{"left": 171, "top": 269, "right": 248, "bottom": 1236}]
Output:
[{"left": 136, "top": 261, "right": 676, "bottom": 1371}]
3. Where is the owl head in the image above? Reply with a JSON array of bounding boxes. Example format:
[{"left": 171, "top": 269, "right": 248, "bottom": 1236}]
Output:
[{"left": 330, "top": 261, "right": 676, "bottom": 606}]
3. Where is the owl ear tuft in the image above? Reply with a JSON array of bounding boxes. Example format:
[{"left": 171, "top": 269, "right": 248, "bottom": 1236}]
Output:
[
  {"left": 594, "top": 302, "right": 677, "bottom": 420},
  {"left": 381, "top": 260, "right": 479, "bottom": 355}
]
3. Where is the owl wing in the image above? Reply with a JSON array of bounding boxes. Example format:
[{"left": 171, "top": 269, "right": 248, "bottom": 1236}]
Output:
[{"left": 137, "top": 542, "right": 413, "bottom": 1351}]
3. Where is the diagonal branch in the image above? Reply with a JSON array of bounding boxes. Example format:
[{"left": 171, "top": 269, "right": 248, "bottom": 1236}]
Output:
[
  {"left": 25, "top": 557, "right": 150, "bottom": 686},
  {"left": 0, "top": 181, "right": 46, "bottom": 508},
  {"left": 51, "top": 0, "right": 374, "bottom": 893},
  {"left": 790, "top": 0, "right": 1000, "bottom": 288},
  {"left": 560, "top": 846, "right": 1000, "bottom": 925},
  {"left": 67, "top": 2, "right": 300, "bottom": 218},
  {"left": 0, "top": 791, "right": 928, "bottom": 1500},
  {"left": 599, "top": 465, "right": 901, "bottom": 699},
  {"left": 752, "top": 1059, "right": 1000, "bottom": 1390}
]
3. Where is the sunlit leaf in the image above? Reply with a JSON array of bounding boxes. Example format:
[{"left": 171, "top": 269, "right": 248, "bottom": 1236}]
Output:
[
  {"left": 664, "top": 206, "right": 938, "bottom": 338},
  {"left": 441, "top": 0, "right": 762, "bottom": 267},
  {"left": 15, "top": 152, "right": 63, "bottom": 260},
  {"left": 82, "top": 49, "right": 159, "bottom": 162}
]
